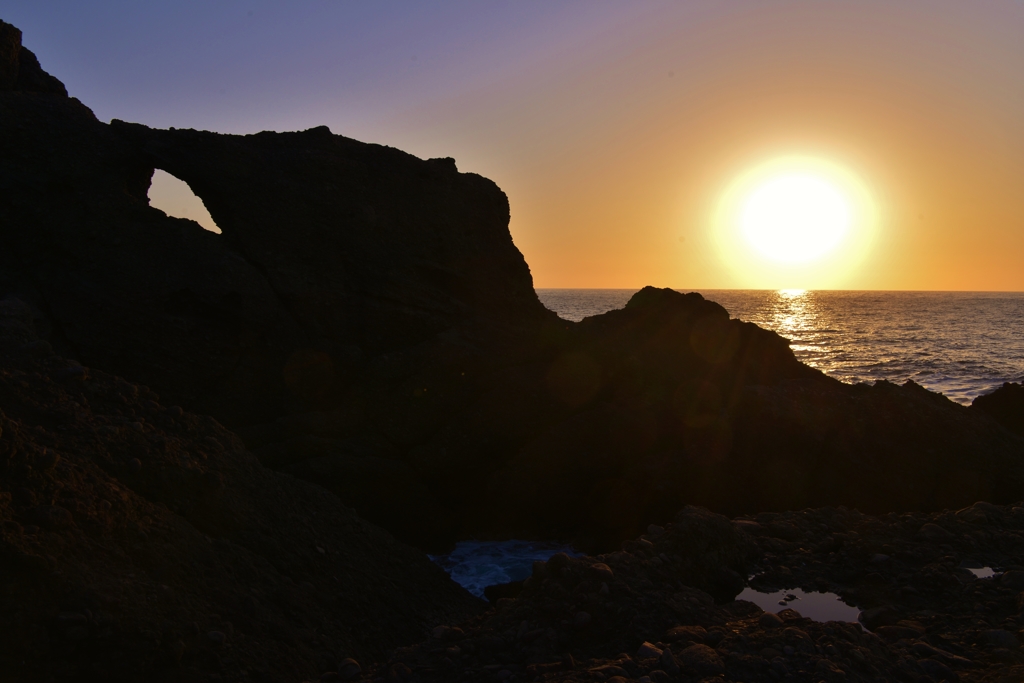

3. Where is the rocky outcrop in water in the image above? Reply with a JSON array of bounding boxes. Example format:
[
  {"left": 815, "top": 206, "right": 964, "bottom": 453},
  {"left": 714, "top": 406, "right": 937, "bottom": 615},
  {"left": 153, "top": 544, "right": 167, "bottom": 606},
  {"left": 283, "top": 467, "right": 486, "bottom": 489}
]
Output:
[
  {"left": 973, "top": 382, "right": 1024, "bottom": 438},
  {"left": 479, "top": 291, "right": 1024, "bottom": 548}
]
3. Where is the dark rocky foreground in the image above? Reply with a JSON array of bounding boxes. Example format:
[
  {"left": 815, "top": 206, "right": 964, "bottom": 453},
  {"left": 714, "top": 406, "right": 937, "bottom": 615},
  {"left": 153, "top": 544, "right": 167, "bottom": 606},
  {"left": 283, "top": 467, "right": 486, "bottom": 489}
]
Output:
[
  {"left": 0, "top": 289, "right": 481, "bottom": 682},
  {"left": 3, "top": 17, "right": 1024, "bottom": 683},
  {"left": 365, "top": 503, "right": 1024, "bottom": 683}
]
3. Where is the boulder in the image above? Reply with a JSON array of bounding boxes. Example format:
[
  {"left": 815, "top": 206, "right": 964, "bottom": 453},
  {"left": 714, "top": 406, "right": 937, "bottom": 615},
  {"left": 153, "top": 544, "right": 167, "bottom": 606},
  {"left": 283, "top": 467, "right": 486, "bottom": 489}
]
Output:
[{"left": 677, "top": 644, "right": 725, "bottom": 676}]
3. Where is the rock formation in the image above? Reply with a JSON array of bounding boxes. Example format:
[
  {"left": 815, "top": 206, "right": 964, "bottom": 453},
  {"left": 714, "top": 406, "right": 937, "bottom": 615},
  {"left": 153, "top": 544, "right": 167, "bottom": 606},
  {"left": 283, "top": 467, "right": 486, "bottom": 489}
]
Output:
[
  {"left": 0, "top": 21, "right": 66, "bottom": 95},
  {"left": 973, "top": 382, "right": 1024, "bottom": 438},
  {"left": 3, "top": 19, "right": 1023, "bottom": 552},
  {"left": 1, "top": 17, "right": 551, "bottom": 430}
]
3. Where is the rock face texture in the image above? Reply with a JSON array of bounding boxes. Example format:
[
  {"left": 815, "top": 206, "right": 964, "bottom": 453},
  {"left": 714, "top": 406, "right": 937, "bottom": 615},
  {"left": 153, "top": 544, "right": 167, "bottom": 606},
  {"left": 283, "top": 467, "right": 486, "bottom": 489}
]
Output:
[{"left": 0, "top": 296, "right": 481, "bottom": 682}]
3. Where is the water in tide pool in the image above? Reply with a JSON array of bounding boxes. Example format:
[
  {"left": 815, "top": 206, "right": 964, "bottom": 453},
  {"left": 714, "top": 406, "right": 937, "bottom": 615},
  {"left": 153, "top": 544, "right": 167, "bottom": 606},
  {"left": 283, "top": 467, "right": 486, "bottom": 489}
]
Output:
[
  {"left": 537, "top": 289, "right": 1024, "bottom": 405},
  {"left": 429, "top": 541, "right": 580, "bottom": 598},
  {"left": 736, "top": 587, "right": 861, "bottom": 624}
]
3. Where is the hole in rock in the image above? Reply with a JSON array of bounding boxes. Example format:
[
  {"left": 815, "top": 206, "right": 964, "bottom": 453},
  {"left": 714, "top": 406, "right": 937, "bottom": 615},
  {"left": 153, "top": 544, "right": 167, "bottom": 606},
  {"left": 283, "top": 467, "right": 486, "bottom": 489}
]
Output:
[
  {"left": 736, "top": 586, "right": 861, "bottom": 624},
  {"left": 148, "top": 169, "right": 222, "bottom": 234},
  {"left": 429, "top": 540, "right": 580, "bottom": 598}
]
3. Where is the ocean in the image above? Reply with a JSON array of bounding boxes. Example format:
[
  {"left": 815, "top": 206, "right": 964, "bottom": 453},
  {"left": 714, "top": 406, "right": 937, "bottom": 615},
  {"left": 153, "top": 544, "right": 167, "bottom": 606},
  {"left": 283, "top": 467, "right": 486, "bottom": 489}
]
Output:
[{"left": 536, "top": 289, "right": 1024, "bottom": 405}]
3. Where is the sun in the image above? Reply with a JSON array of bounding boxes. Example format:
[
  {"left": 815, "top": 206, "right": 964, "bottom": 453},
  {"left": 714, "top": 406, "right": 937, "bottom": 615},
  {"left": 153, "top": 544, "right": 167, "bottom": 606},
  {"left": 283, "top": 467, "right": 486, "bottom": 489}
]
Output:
[
  {"left": 712, "top": 156, "right": 877, "bottom": 289},
  {"left": 740, "top": 174, "right": 851, "bottom": 264}
]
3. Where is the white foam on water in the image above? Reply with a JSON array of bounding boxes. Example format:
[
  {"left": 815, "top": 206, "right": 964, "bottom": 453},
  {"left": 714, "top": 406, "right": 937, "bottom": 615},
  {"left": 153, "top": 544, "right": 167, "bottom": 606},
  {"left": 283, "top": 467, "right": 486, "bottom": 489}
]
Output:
[
  {"left": 429, "top": 540, "right": 579, "bottom": 598},
  {"left": 737, "top": 586, "right": 861, "bottom": 624},
  {"left": 968, "top": 567, "right": 996, "bottom": 579}
]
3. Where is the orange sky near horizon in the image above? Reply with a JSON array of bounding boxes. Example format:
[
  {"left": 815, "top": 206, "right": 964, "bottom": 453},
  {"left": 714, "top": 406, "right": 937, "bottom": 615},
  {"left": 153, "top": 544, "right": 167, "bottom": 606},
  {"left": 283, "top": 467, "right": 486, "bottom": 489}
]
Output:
[{"left": 379, "top": 2, "right": 1024, "bottom": 291}]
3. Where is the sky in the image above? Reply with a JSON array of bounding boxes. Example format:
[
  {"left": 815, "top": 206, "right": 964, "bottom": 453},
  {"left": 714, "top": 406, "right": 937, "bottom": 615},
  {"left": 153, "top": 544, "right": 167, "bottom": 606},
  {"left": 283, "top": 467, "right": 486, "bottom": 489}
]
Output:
[{"left": 6, "top": 2, "right": 1023, "bottom": 290}]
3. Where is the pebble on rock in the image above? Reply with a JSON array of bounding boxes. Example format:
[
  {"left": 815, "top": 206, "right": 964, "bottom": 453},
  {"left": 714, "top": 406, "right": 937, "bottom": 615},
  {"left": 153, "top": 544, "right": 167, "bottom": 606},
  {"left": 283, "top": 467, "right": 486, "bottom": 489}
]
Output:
[
  {"left": 981, "top": 629, "right": 1020, "bottom": 649},
  {"left": 666, "top": 625, "right": 707, "bottom": 643},
  {"left": 588, "top": 562, "right": 614, "bottom": 581},
  {"left": 660, "top": 646, "right": 680, "bottom": 676},
  {"left": 918, "top": 657, "right": 957, "bottom": 682},
  {"left": 999, "top": 570, "right": 1024, "bottom": 591},
  {"left": 678, "top": 644, "right": 725, "bottom": 676},
  {"left": 636, "top": 641, "right": 662, "bottom": 659},
  {"left": 859, "top": 605, "right": 900, "bottom": 631},
  {"left": 26, "top": 505, "right": 73, "bottom": 530},
  {"left": 337, "top": 658, "right": 361, "bottom": 680},
  {"left": 33, "top": 448, "right": 59, "bottom": 470},
  {"left": 918, "top": 523, "right": 954, "bottom": 540}
]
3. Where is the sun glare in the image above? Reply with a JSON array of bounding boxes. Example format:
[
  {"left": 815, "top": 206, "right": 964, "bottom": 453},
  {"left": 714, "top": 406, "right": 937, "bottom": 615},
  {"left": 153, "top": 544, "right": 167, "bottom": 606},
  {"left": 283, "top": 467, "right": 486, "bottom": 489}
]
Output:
[
  {"left": 740, "top": 174, "right": 850, "bottom": 264},
  {"left": 713, "top": 156, "right": 877, "bottom": 289}
]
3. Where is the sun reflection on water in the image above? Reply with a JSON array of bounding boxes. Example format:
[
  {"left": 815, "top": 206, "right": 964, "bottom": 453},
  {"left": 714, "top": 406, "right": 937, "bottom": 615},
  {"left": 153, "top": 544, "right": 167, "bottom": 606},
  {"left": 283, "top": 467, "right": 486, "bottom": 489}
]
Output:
[
  {"left": 536, "top": 289, "right": 1024, "bottom": 405},
  {"left": 763, "top": 290, "right": 832, "bottom": 369}
]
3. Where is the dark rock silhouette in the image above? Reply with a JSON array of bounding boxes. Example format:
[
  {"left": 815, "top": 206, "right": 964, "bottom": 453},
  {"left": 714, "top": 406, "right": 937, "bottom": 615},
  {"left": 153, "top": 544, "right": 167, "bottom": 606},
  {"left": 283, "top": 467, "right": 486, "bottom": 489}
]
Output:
[
  {"left": 973, "top": 382, "right": 1024, "bottom": 437},
  {"left": 3, "top": 20, "right": 1023, "bottom": 552},
  {"left": 0, "top": 30, "right": 304, "bottom": 428},
  {"left": 0, "top": 21, "right": 66, "bottom": 95},
  {"left": 110, "top": 120, "right": 552, "bottom": 357},
  {"left": 1, "top": 17, "right": 551, "bottom": 430}
]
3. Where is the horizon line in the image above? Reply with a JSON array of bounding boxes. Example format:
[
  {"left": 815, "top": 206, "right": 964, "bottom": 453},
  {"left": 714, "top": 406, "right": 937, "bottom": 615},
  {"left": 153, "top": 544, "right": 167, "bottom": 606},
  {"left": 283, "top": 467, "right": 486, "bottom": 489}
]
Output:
[{"left": 534, "top": 287, "right": 1024, "bottom": 293}]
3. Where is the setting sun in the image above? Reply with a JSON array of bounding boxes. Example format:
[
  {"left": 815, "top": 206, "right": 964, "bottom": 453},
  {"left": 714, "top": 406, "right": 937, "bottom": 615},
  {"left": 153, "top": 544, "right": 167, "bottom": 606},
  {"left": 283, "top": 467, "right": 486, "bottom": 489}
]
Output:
[
  {"left": 714, "top": 156, "right": 878, "bottom": 289},
  {"left": 740, "top": 174, "right": 851, "bottom": 264}
]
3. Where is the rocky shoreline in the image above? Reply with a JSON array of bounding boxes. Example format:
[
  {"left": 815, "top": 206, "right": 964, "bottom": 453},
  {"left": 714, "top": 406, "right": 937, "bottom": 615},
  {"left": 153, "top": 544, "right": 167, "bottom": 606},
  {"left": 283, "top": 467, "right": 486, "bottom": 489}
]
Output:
[
  {"left": 2, "top": 17, "right": 1024, "bottom": 682},
  {"left": 362, "top": 503, "right": 1024, "bottom": 682}
]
